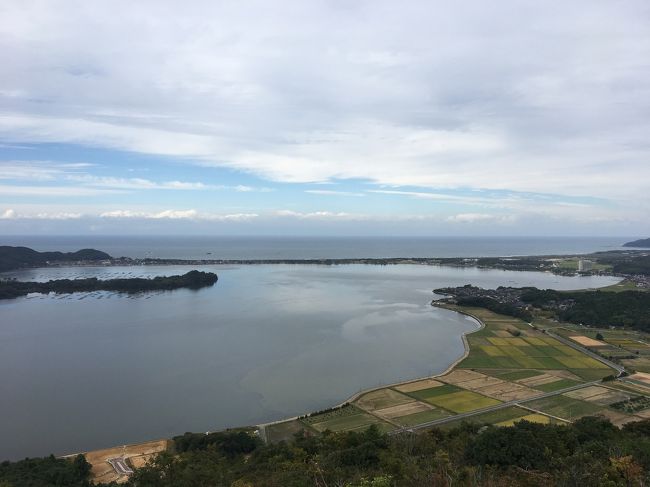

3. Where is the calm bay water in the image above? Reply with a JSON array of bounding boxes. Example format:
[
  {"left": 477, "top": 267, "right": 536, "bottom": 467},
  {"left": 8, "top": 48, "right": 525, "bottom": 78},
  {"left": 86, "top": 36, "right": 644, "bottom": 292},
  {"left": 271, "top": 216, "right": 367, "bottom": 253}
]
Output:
[{"left": 0, "top": 263, "right": 620, "bottom": 460}]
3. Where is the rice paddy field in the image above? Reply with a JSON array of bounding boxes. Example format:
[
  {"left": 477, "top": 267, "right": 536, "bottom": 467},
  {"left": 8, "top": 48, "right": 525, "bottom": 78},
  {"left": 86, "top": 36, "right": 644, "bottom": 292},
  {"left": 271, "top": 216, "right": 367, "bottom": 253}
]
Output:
[
  {"left": 262, "top": 306, "right": 650, "bottom": 440},
  {"left": 553, "top": 326, "right": 650, "bottom": 373}
]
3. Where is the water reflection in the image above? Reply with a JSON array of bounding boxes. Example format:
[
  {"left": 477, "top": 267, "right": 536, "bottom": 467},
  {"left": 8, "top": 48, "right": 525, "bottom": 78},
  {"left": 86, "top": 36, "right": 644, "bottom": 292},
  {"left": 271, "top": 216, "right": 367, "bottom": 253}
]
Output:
[{"left": 0, "top": 264, "right": 619, "bottom": 460}]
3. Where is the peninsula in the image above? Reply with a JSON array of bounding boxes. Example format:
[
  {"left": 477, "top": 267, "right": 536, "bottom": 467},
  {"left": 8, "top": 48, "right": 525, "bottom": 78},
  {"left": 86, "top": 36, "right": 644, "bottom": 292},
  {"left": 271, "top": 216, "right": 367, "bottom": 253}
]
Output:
[
  {"left": 0, "top": 270, "right": 218, "bottom": 300},
  {"left": 0, "top": 245, "right": 110, "bottom": 272},
  {"left": 625, "top": 238, "right": 650, "bottom": 248}
]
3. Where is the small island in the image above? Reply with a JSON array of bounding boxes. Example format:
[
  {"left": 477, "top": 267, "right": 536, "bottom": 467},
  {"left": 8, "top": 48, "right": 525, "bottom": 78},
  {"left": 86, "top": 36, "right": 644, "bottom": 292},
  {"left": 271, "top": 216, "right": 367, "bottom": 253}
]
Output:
[
  {"left": 624, "top": 238, "right": 650, "bottom": 248},
  {"left": 0, "top": 270, "right": 218, "bottom": 300}
]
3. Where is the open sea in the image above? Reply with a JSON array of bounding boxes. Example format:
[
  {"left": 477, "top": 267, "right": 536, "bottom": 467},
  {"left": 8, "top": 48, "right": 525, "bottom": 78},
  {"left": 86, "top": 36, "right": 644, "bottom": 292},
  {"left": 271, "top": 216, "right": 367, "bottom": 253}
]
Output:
[{"left": 0, "top": 235, "right": 633, "bottom": 260}]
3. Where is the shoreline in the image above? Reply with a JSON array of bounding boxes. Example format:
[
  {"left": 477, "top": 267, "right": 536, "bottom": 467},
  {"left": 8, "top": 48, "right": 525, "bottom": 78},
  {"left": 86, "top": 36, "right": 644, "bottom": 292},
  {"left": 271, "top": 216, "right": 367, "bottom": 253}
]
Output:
[{"left": 62, "top": 303, "right": 485, "bottom": 460}]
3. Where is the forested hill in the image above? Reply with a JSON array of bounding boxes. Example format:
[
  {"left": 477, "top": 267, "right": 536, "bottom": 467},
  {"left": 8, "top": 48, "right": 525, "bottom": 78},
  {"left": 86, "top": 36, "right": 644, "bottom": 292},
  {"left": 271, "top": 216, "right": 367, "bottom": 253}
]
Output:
[
  {"left": 3, "top": 417, "right": 650, "bottom": 486},
  {"left": 0, "top": 246, "right": 111, "bottom": 272},
  {"left": 0, "top": 270, "right": 218, "bottom": 300},
  {"left": 624, "top": 238, "right": 650, "bottom": 248}
]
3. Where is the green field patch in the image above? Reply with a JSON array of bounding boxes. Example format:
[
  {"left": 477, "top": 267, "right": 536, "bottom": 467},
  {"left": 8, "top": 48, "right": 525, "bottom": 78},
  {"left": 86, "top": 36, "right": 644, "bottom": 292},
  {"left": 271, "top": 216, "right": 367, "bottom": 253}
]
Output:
[
  {"left": 554, "top": 345, "right": 584, "bottom": 356},
  {"left": 534, "top": 379, "right": 581, "bottom": 393},
  {"left": 481, "top": 345, "right": 506, "bottom": 357},
  {"left": 536, "top": 345, "right": 565, "bottom": 356},
  {"left": 569, "top": 368, "right": 616, "bottom": 381},
  {"left": 513, "top": 356, "right": 546, "bottom": 368},
  {"left": 497, "top": 370, "right": 545, "bottom": 381},
  {"left": 501, "top": 346, "right": 528, "bottom": 357},
  {"left": 356, "top": 388, "right": 414, "bottom": 411},
  {"left": 497, "top": 413, "right": 552, "bottom": 426},
  {"left": 579, "top": 357, "right": 610, "bottom": 369},
  {"left": 303, "top": 404, "right": 363, "bottom": 425},
  {"left": 534, "top": 357, "right": 568, "bottom": 369},
  {"left": 457, "top": 356, "right": 486, "bottom": 368},
  {"left": 540, "top": 337, "right": 562, "bottom": 346},
  {"left": 523, "top": 337, "right": 547, "bottom": 346},
  {"left": 409, "top": 384, "right": 461, "bottom": 401},
  {"left": 487, "top": 337, "right": 510, "bottom": 346},
  {"left": 555, "top": 356, "right": 609, "bottom": 369},
  {"left": 307, "top": 411, "right": 384, "bottom": 432},
  {"left": 394, "top": 408, "right": 452, "bottom": 426},
  {"left": 525, "top": 346, "right": 557, "bottom": 358},
  {"left": 426, "top": 390, "right": 501, "bottom": 413},
  {"left": 554, "top": 356, "right": 588, "bottom": 369},
  {"left": 526, "top": 395, "right": 603, "bottom": 420},
  {"left": 439, "top": 406, "right": 528, "bottom": 429},
  {"left": 492, "top": 356, "right": 521, "bottom": 368}
]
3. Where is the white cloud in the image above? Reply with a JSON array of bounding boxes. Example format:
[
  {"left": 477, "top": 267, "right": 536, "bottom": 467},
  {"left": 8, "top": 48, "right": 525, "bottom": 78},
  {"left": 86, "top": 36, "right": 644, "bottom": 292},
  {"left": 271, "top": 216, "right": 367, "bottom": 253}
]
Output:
[
  {"left": 274, "top": 210, "right": 354, "bottom": 220},
  {"left": 446, "top": 213, "right": 514, "bottom": 224},
  {"left": 0, "top": 209, "right": 16, "bottom": 219},
  {"left": 67, "top": 175, "right": 211, "bottom": 191},
  {"left": 0, "top": 0, "right": 649, "bottom": 228},
  {"left": 0, "top": 208, "right": 81, "bottom": 219},
  {"left": 99, "top": 209, "right": 258, "bottom": 221},
  {"left": 305, "top": 190, "right": 366, "bottom": 197},
  {"left": 0, "top": 184, "right": 125, "bottom": 196}
]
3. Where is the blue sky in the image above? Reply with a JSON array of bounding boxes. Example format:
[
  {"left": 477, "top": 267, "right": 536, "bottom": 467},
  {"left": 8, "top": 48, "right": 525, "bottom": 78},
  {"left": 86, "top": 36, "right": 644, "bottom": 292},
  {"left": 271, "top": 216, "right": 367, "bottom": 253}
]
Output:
[{"left": 1, "top": 1, "right": 649, "bottom": 236}]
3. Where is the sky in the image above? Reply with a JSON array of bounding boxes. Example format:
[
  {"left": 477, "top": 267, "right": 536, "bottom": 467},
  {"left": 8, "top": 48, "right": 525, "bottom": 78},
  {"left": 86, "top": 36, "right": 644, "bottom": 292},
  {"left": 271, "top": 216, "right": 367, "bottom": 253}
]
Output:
[{"left": 1, "top": 0, "right": 649, "bottom": 236}]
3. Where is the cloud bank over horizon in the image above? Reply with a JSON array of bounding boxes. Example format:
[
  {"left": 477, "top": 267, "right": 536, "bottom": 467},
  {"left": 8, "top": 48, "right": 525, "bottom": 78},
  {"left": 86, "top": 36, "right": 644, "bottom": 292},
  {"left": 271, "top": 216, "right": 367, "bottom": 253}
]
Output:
[{"left": 1, "top": 0, "right": 649, "bottom": 235}]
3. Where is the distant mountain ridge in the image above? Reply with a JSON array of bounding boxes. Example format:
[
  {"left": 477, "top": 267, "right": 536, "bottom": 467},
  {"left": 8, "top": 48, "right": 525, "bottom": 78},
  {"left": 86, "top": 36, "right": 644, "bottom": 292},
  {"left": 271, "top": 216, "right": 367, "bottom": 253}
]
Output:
[
  {"left": 0, "top": 246, "right": 111, "bottom": 272},
  {"left": 624, "top": 238, "right": 650, "bottom": 248}
]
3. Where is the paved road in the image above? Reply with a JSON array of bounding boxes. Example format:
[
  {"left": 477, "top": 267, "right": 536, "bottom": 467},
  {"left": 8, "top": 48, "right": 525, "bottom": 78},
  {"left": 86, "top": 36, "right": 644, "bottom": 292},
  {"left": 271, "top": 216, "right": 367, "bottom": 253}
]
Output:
[
  {"left": 108, "top": 457, "right": 134, "bottom": 476},
  {"left": 393, "top": 379, "right": 603, "bottom": 434}
]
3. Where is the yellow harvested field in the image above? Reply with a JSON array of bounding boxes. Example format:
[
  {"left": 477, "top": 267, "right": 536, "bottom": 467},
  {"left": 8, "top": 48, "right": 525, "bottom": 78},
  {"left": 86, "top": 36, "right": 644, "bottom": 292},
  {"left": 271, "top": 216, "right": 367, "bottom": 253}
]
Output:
[
  {"left": 357, "top": 388, "right": 414, "bottom": 411},
  {"left": 481, "top": 345, "right": 505, "bottom": 356},
  {"left": 564, "top": 385, "right": 610, "bottom": 400},
  {"left": 476, "top": 383, "right": 540, "bottom": 401},
  {"left": 440, "top": 369, "right": 485, "bottom": 384},
  {"left": 458, "top": 376, "right": 504, "bottom": 389},
  {"left": 496, "top": 413, "right": 551, "bottom": 426},
  {"left": 523, "top": 337, "right": 547, "bottom": 346},
  {"left": 84, "top": 439, "right": 169, "bottom": 484},
  {"left": 519, "top": 374, "right": 562, "bottom": 387},
  {"left": 635, "top": 409, "right": 650, "bottom": 419},
  {"left": 570, "top": 335, "right": 607, "bottom": 347},
  {"left": 630, "top": 372, "right": 650, "bottom": 386},
  {"left": 395, "top": 378, "right": 444, "bottom": 393},
  {"left": 564, "top": 387, "right": 632, "bottom": 406},
  {"left": 373, "top": 401, "right": 432, "bottom": 419},
  {"left": 546, "top": 370, "right": 582, "bottom": 381}
]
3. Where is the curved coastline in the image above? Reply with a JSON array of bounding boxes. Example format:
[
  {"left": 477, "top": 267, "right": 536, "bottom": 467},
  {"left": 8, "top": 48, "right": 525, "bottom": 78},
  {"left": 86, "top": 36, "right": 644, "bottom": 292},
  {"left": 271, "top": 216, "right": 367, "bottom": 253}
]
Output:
[{"left": 257, "top": 304, "right": 485, "bottom": 431}]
